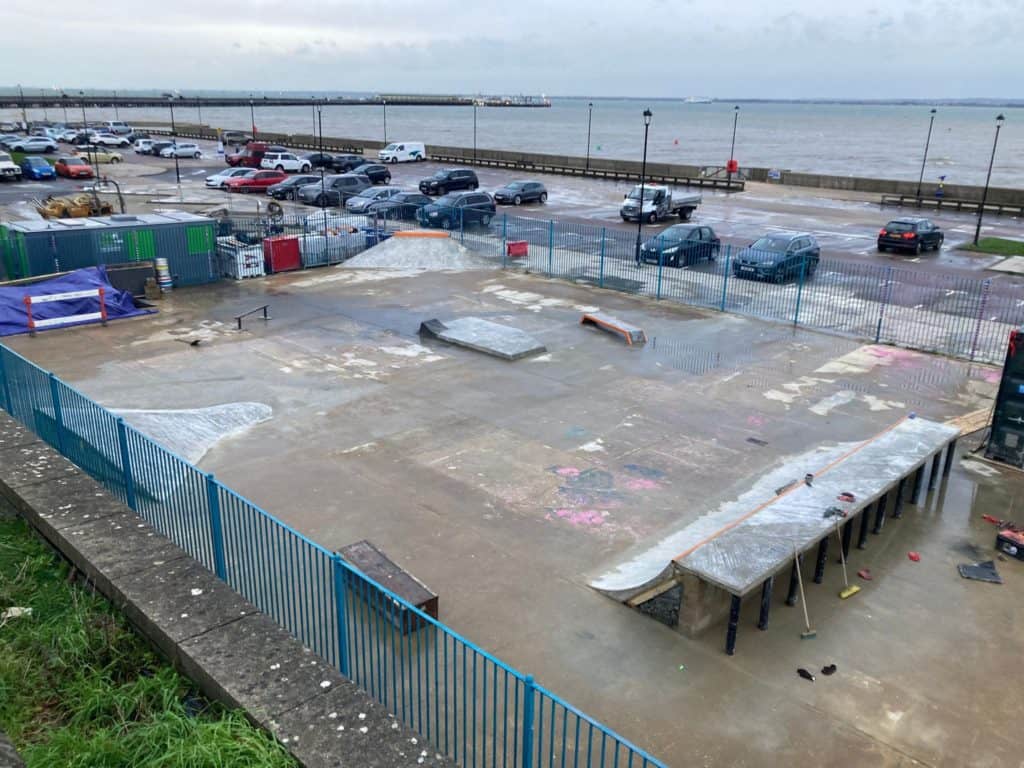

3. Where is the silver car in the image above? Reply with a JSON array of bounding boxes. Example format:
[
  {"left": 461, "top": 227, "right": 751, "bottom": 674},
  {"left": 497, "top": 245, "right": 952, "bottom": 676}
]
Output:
[
  {"left": 206, "top": 168, "right": 256, "bottom": 188},
  {"left": 344, "top": 186, "right": 405, "bottom": 213},
  {"left": 7, "top": 136, "right": 58, "bottom": 153}
]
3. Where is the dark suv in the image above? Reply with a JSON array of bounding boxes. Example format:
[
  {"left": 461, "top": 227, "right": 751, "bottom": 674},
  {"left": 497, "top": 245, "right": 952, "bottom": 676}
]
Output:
[
  {"left": 417, "top": 191, "right": 496, "bottom": 229},
  {"left": 419, "top": 168, "right": 479, "bottom": 195},
  {"left": 877, "top": 218, "right": 944, "bottom": 255},
  {"left": 353, "top": 163, "right": 392, "bottom": 184},
  {"left": 639, "top": 225, "right": 720, "bottom": 267},
  {"left": 733, "top": 232, "right": 820, "bottom": 282},
  {"left": 296, "top": 173, "right": 372, "bottom": 206},
  {"left": 331, "top": 154, "right": 366, "bottom": 172}
]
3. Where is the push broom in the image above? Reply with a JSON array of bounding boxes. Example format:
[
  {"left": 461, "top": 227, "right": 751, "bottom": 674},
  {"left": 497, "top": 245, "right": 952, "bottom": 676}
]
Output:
[
  {"left": 793, "top": 545, "right": 816, "bottom": 639},
  {"left": 835, "top": 517, "right": 861, "bottom": 599}
]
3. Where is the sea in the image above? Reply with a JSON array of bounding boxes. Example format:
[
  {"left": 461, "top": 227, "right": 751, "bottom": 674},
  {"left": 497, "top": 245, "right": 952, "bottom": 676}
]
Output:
[{"left": 3, "top": 94, "right": 1021, "bottom": 187}]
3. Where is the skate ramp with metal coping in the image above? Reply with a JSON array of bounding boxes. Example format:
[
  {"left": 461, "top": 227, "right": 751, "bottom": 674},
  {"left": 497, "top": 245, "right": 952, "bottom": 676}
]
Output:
[
  {"left": 580, "top": 312, "right": 647, "bottom": 346},
  {"left": 419, "top": 317, "right": 547, "bottom": 360},
  {"left": 344, "top": 236, "right": 498, "bottom": 271}
]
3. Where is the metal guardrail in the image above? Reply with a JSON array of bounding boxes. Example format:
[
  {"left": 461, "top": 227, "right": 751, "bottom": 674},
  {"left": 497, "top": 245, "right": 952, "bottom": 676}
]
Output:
[
  {"left": 879, "top": 194, "right": 1023, "bottom": 216},
  {"left": 0, "top": 342, "right": 666, "bottom": 768}
]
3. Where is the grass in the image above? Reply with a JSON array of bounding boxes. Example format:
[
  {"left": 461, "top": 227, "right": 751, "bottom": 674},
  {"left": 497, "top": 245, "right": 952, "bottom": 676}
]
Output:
[
  {"left": 958, "top": 237, "right": 1024, "bottom": 257},
  {"left": 8, "top": 152, "right": 56, "bottom": 166},
  {"left": 0, "top": 517, "right": 297, "bottom": 768}
]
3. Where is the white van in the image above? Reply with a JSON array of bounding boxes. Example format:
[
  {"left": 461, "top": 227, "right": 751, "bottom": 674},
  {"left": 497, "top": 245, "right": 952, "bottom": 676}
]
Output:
[
  {"left": 378, "top": 141, "right": 426, "bottom": 164},
  {"left": 103, "top": 120, "right": 132, "bottom": 135}
]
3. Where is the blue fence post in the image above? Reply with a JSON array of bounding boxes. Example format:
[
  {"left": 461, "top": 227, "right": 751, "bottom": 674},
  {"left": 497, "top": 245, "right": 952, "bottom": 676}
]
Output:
[
  {"left": 332, "top": 554, "right": 351, "bottom": 677},
  {"left": 547, "top": 221, "right": 554, "bottom": 276},
  {"left": 969, "top": 278, "right": 992, "bottom": 362},
  {"left": 116, "top": 417, "right": 136, "bottom": 510},
  {"left": 521, "top": 675, "right": 536, "bottom": 768},
  {"left": 793, "top": 256, "right": 808, "bottom": 326},
  {"left": 598, "top": 228, "right": 606, "bottom": 289},
  {"left": 502, "top": 214, "right": 508, "bottom": 268},
  {"left": 655, "top": 239, "right": 664, "bottom": 300},
  {"left": 48, "top": 373, "right": 65, "bottom": 454},
  {"left": 720, "top": 245, "right": 731, "bottom": 312},
  {"left": 459, "top": 207, "right": 465, "bottom": 245},
  {"left": 0, "top": 348, "right": 11, "bottom": 414},
  {"left": 875, "top": 266, "right": 894, "bottom": 344},
  {"left": 205, "top": 473, "right": 227, "bottom": 581}
]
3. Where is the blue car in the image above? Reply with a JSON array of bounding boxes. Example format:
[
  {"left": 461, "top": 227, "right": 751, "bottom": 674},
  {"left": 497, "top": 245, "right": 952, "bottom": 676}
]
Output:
[{"left": 20, "top": 156, "right": 56, "bottom": 180}]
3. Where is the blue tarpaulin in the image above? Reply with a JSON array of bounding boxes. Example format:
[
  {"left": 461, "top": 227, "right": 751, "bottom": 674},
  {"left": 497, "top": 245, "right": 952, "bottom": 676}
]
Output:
[{"left": 0, "top": 266, "right": 154, "bottom": 336}]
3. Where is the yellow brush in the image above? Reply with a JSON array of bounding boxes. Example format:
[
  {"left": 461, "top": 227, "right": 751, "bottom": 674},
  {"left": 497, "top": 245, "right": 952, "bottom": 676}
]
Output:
[{"left": 835, "top": 518, "right": 861, "bottom": 599}]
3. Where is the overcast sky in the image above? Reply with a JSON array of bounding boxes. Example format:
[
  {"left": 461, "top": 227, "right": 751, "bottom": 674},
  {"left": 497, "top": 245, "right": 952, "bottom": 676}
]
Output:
[{"left": 3, "top": 0, "right": 1022, "bottom": 98}]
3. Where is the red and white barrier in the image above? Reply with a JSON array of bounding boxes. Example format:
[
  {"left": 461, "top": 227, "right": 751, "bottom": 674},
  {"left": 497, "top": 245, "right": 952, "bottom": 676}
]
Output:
[{"left": 23, "top": 288, "right": 107, "bottom": 335}]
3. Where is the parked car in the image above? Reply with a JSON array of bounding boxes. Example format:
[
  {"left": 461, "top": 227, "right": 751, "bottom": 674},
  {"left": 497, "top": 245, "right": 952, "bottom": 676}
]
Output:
[
  {"left": 639, "top": 224, "right": 720, "bottom": 267},
  {"left": 75, "top": 146, "right": 123, "bottom": 163},
  {"left": 301, "top": 152, "right": 335, "bottom": 169},
  {"left": 206, "top": 167, "right": 257, "bottom": 188},
  {"left": 365, "top": 191, "right": 432, "bottom": 221},
  {"left": 419, "top": 168, "right": 478, "bottom": 195},
  {"left": 102, "top": 120, "right": 132, "bottom": 135},
  {"left": 877, "top": 217, "right": 944, "bottom": 255},
  {"left": 296, "top": 173, "right": 372, "bottom": 206},
  {"left": 732, "top": 232, "right": 820, "bottom": 282},
  {"left": 0, "top": 134, "right": 23, "bottom": 148},
  {"left": 54, "top": 156, "right": 95, "bottom": 179},
  {"left": 620, "top": 184, "right": 701, "bottom": 223},
  {"left": 344, "top": 186, "right": 405, "bottom": 213},
  {"left": 160, "top": 142, "right": 202, "bottom": 159},
  {"left": 224, "top": 169, "right": 288, "bottom": 193},
  {"left": 149, "top": 140, "right": 175, "bottom": 157},
  {"left": 125, "top": 131, "right": 151, "bottom": 143},
  {"left": 59, "top": 129, "right": 82, "bottom": 142},
  {"left": 493, "top": 180, "right": 547, "bottom": 206},
  {"left": 260, "top": 152, "right": 312, "bottom": 173},
  {"left": 377, "top": 141, "right": 426, "bottom": 163},
  {"left": 330, "top": 154, "right": 366, "bottom": 172},
  {"left": 417, "top": 191, "right": 496, "bottom": 229},
  {"left": 88, "top": 132, "right": 131, "bottom": 148},
  {"left": 0, "top": 152, "right": 22, "bottom": 181},
  {"left": 221, "top": 130, "right": 253, "bottom": 146},
  {"left": 7, "top": 136, "right": 58, "bottom": 153},
  {"left": 19, "top": 156, "right": 56, "bottom": 180},
  {"left": 133, "top": 139, "right": 154, "bottom": 154},
  {"left": 225, "top": 141, "right": 286, "bottom": 168},
  {"left": 267, "top": 174, "right": 322, "bottom": 200},
  {"left": 352, "top": 163, "right": 391, "bottom": 184}
]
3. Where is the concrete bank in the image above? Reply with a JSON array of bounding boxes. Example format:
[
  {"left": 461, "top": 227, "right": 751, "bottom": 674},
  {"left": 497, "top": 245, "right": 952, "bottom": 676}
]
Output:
[
  {"left": 0, "top": 413, "right": 450, "bottom": 768},
  {"left": 140, "top": 122, "right": 1024, "bottom": 204},
  {"left": 0, "top": 732, "right": 24, "bottom": 768}
]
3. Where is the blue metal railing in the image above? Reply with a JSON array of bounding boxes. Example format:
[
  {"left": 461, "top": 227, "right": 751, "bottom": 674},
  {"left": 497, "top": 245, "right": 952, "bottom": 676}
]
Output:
[{"left": 0, "top": 342, "right": 665, "bottom": 768}]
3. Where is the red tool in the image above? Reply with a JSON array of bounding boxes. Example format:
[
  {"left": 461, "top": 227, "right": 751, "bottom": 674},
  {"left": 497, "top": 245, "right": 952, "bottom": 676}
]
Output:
[{"left": 907, "top": 552, "right": 921, "bottom": 562}]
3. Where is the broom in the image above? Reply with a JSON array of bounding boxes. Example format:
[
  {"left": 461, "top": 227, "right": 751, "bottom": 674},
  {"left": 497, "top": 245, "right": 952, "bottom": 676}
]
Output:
[
  {"left": 835, "top": 517, "right": 861, "bottom": 599},
  {"left": 793, "top": 545, "right": 816, "bottom": 639}
]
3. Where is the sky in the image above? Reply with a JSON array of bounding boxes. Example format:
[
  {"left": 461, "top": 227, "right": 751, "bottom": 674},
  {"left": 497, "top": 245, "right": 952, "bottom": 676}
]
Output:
[{"left": 2, "top": 0, "right": 1022, "bottom": 98}]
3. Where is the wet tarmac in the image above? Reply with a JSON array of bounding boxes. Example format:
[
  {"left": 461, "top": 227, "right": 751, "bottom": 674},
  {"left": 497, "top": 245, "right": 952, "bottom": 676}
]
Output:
[{"left": 5, "top": 264, "right": 1021, "bottom": 767}]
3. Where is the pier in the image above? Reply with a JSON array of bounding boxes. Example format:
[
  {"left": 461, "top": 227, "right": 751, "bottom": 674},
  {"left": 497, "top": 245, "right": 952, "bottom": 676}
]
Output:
[{"left": 0, "top": 93, "right": 551, "bottom": 110}]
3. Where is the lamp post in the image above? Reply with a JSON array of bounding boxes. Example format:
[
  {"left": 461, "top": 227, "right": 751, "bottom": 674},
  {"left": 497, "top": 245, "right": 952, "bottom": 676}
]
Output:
[
  {"left": 249, "top": 96, "right": 257, "bottom": 140},
  {"left": 585, "top": 101, "right": 593, "bottom": 172},
  {"left": 41, "top": 90, "right": 48, "bottom": 121},
  {"left": 635, "top": 108, "right": 653, "bottom": 264},
  {"left": 727, "top": 105, "right": 740, "bottom": 183},
  {"left": 79, "top": 91, "right": 97, "bottom": 171},
  {"left": 382, "top": 99, "right": 387, "bottom": 143},
  {"left": 61, "top": 93, "right": 68, "bottom": 125},
  {"left": 915, "top": 108, "right": 937, "bottom": 199},
  {"left": 317, "top": 102, "right": 326, "bottom": 216},
  {"left": 974, "top": 114, "right": 1006, "bottom": 246},
  {"left": 168, "top": 96, "right": 180, "bottom": 186},
  {"left": 197, "top": 97, "right": 203, "bottom": 127},
  {"left": 113, "top": 90, "right": 119, "bottom": 120},
  {"left": 17, "top": 84, "right": 27, "bottom": 129},
  {"left": 473, "top": 102, "right": 478, "bottom": 163}
]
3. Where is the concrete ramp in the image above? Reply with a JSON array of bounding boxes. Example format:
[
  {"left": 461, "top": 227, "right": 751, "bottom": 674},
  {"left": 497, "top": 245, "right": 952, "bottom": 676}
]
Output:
[
  {"left": 419, "top": 317, "right": 546, "bottom": 361},
  {"left": 580, "top": 312, "right": 646, "bottom": 345}
]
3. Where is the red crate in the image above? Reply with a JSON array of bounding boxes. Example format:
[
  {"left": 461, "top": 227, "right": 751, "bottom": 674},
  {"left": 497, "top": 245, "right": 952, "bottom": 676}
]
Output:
[
  {"left": 263, "top": 236, "right": 302, "bottom": 274},
  {"left": 506, "top": 240, "right": 528, "bottom": 258}
]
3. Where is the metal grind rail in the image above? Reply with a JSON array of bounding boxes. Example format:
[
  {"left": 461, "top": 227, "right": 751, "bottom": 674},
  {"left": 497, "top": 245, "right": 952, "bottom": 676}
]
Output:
[{"left": 0, "top": 342, "right": 665, "bottom": 768}]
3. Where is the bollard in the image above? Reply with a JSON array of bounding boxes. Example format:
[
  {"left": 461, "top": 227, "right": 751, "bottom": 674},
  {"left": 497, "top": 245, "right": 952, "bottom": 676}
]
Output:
[{"left": 332, "top": 554, "right": 351, "bottom": 677}]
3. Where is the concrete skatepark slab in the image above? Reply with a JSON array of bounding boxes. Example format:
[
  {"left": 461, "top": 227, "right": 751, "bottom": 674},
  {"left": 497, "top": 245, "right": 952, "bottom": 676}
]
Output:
[
  {"left": 419, "top": 316, "right": 547, "bottom": 360},
  {"left": 6, "top": 266, "right": 1022, "bottom": 768}
]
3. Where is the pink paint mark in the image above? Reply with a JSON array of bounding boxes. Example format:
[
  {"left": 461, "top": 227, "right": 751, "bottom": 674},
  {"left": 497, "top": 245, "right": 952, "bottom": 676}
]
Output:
[
  {"left": 554, "top": 467, "right": 581, "bottom": 478},
  {"left": 746, "top": 415, "right": 767, "bottom": 427},
  {"left": 867, "top": 346, "right": 923, "bottom": 365},
  {"left": 976, "top": 369, "right": 1001, "bottom": 384},
  {"left": 624, "top": 478, "right": 660, "bottom": 491},
  {"left": 554, "top": 508, "right": 605, "bottom": 527}
]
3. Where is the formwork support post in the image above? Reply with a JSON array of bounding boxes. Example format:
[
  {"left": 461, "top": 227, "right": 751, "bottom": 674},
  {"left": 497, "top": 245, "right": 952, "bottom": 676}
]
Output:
[
  {"left": 813, "top": 537, "right": 829, "bottom": 584},
  {"left": 893, "top": 477, "right": 907, "bottom": 519},
  {"left": 911, "top": 465, "right": 925, "bottom": 505},
  {"left": 785, "top": 556, "right": 801, "bottom": 606},
  {"left": 927, "top": 452, "right": 941, "bottom": 491},
  {"left": 873, "top": 492, "right": 888, "bottom": 534},
  {"left": 943, "top": 439, "right": 957, "bottom": 477},
  {"left": 725, "top": 594, "right": 741, "bottom": 655},
  {"left": 841, "top": 518, "right": 853, "bottom": 560},
  {"left": 757, "top": 577, "right": 773, "bottom": 630},
  {"left": 857, "top": 502, "right": 872, "bottom": 549}
]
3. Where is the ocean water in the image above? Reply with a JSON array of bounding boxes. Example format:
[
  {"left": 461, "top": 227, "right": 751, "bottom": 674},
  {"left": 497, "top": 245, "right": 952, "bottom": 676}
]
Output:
[{"left": 5, "top": 96, "right": 1021, "bottom": 187}]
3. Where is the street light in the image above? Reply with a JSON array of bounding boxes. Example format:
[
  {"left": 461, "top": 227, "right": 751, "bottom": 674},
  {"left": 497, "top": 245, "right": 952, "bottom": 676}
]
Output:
[
  {"left": 168, "top": 96, "right": 180, "bottom": 186},
  {"left": 473, "top": 102, "right": 478, "bottom": 163},
  {"left": 61, "top": 92, "right": 68, "bottom": 125},
  {"left": 635, "top": 108, "right": 653, "bottom": 264},
  {"left": 382, "top": 99, "right": 387, "bottom": 144},
  {"left": 249, "top": 95, "right": 257, "bottom": 140},
  {"left": 317, "top": 102, "right": 326, "bottom": 216},
  {"left": 41, "top": 89, "right": 48, "bottom": 121},
  {"left": 727, "top": 105, "right": 740, "bottom": 183},
  {"left": 585, "top": 101, "right": 593, "bottom": 172},
  {"left": 79, "top": 90, "right": 98, "bottom": 172},
  {"left": 113, "top": 90, "right": 119, "bottom": 120},
  {"left": 974, "top": 114, "right": 1006, "bottom": 246},
  {"left": 916, "top": 108, "right": 937, "bottom": 199},
  {"left": 197, "top": 96, "right": 203, "bottom": 127},
  {"left": 17, "top": 84, "right": 27, "bottom": 129}
]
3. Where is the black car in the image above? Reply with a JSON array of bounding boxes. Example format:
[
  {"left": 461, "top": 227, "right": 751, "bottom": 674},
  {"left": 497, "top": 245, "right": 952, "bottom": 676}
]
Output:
[
  {"left": 302, "top": 152, "right": 335, "bottom": 169},
  {"left": 732, "top": 232, "right": 820, "bottom": 282},
  {"left": 149, "top": 140, "right": 175, "bottom": 156},
  {"left": 877, "top": 218, "right": 944, "bottom": 255},
  {"left": 296, "top": 173, "right": 372, "bottom": 206},
  {"left": 417, "top": 191, "right": 495, "bottom": 229},
  {"left": 366, "top": 192, "right": 432, "bottom": 221},
  {"left": 418, "top": 168, "right": 479, "bottom": 195},
  {"left": 493, "top": 180, "right": 547, "bottom": 206},
  {"left": 125, "top": 131, "right": 150, "bottom": 143},
  {"left": 639, "top": 225, "right": 720, "bottom": 267},
  {"left": 331, "top": 154, "right": 366, "bottom": 172},
  {"left": 267, "top": 174, "right": 322, "bottom": 200},
  {"left": 353, "top": 163, "right": 391, "bottom": 184},
  {"left": 221, "top": 131, "right": 253, "bottom": 146}
]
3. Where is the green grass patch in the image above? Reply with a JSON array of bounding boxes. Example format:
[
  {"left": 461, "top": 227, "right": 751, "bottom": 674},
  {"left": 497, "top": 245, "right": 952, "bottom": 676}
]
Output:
[
  {"left": 0, "top": 517, "right": 297, "bottom": 768},
  {"left": 958, "top": 237, "right": 1024, "bottom": 257},
  {"left": 7, "top": 152, "right": 56, "bottom": 166}
]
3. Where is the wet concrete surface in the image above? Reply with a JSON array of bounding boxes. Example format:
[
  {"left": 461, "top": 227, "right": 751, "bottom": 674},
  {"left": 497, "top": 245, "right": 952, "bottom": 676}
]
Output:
[{"left": 5, "top": 263, "right": 1021, "bottom": 766}]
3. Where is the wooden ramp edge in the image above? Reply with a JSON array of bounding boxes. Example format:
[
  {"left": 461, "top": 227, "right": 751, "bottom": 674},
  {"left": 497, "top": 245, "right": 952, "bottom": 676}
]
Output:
[
  {"left": 580, "top": 312, "right": 647, "bottom": 346},
  {"left": 391, "top": 230, "right": 451, "bottom": 239}
]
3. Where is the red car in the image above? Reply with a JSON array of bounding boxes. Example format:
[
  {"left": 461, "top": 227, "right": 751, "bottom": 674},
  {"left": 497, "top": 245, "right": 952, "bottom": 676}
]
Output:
[
  {"left": 224, "top": 170, "right": 287, "bottom": 193},
  {"left": 54, "top": 156, "right": 95, "bottom": 179}
]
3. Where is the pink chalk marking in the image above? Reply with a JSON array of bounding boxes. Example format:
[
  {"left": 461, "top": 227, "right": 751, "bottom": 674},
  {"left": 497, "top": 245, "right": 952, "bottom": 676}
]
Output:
[
  {"left": 746, "top": 415, "right": 767, "bottom": 427},
  {"left": 554, "top": 467, "right": 581, "bottom": 478},
  {"left": 866, "top": 345, "right": 923, "bottom": 365},
  {"left": 624, "top": 478, "right": 660, "bottom": 491},
  {"left": 977, "top": 369, "right": 1000, "bottom": 384},
  {"left": 554, "top": 508, "right": 605, "bottom": 527}
]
